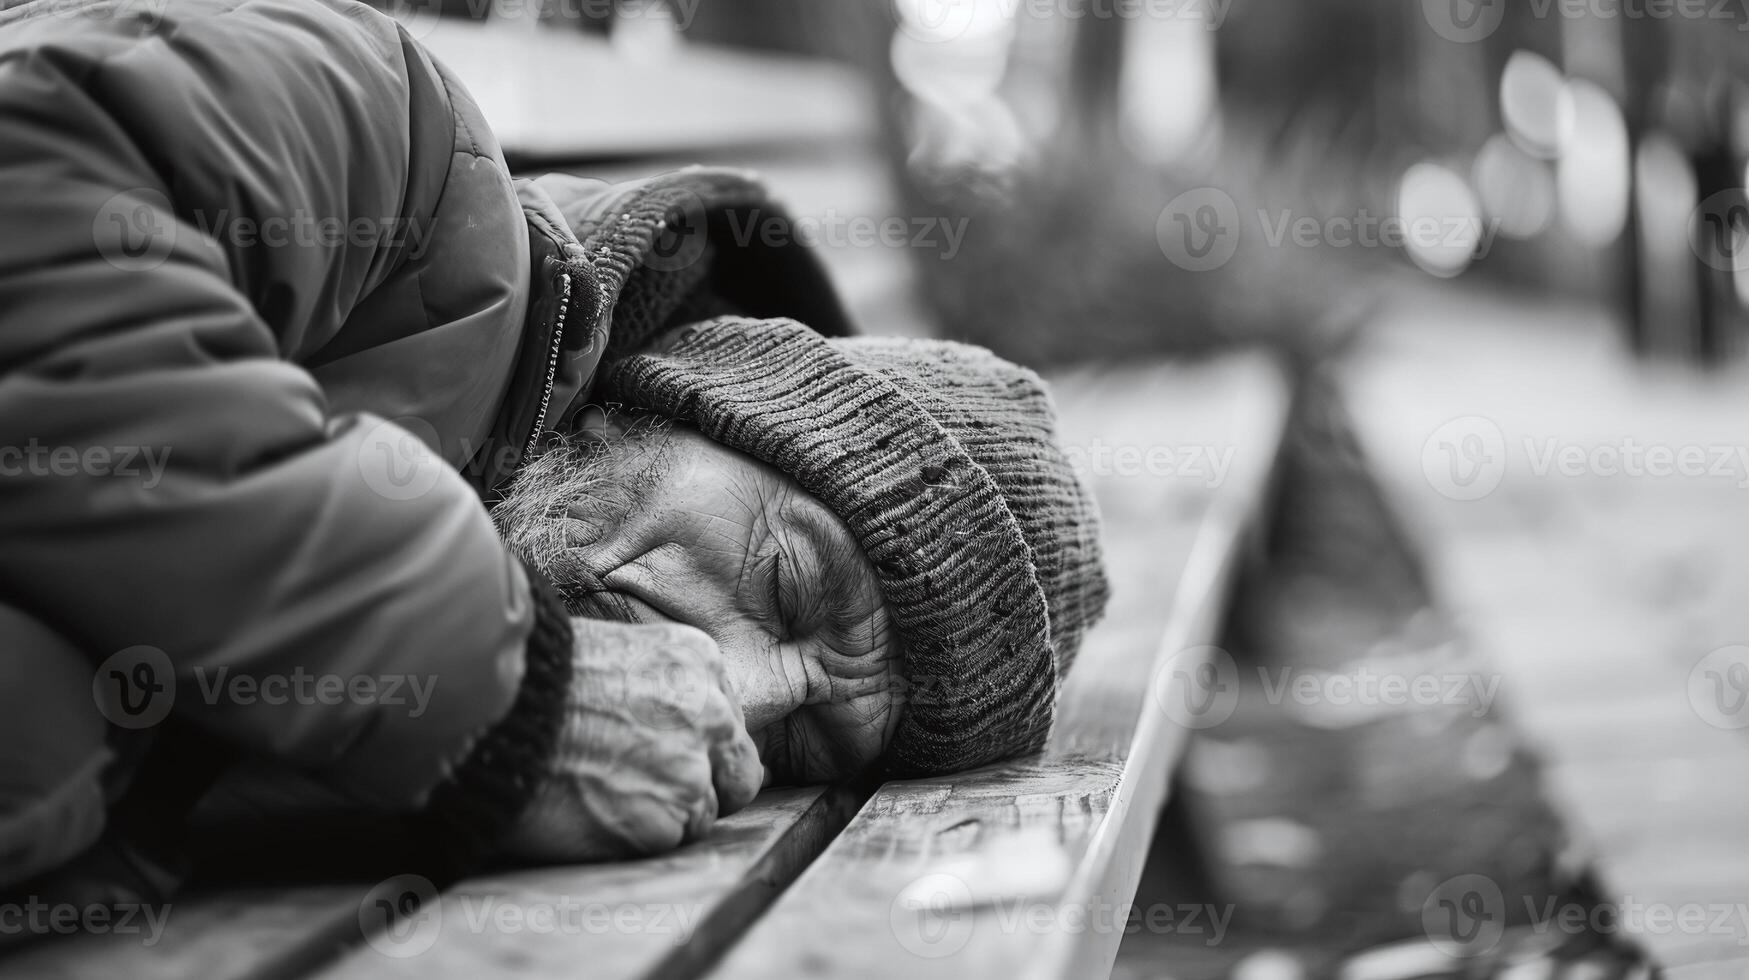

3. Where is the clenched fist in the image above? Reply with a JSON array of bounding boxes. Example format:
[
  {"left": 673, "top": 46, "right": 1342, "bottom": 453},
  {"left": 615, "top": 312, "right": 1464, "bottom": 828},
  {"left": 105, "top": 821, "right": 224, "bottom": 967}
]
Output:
[{"left": 500, "top": 619, "right": 763, "bottom": 862}]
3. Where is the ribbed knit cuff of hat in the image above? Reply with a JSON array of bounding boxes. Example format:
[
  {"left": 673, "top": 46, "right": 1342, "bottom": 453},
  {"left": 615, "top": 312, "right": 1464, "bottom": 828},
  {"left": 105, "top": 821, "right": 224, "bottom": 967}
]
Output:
[
  {"left": 601, "top": 318, "right": 1061, "bottom": 777},
  {"left": 405, "top": 559, "right": 574, "bottom": 883}
]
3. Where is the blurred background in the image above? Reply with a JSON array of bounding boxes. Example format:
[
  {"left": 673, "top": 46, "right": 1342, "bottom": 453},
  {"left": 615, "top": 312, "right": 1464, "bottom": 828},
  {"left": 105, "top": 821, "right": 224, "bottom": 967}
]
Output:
[{"left": 372, "top": 1, "right": 1749, "bottom": 976}]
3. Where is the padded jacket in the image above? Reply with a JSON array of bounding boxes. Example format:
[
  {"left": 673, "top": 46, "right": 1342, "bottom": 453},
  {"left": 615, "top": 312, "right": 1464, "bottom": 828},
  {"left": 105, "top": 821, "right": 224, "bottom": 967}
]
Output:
[{"left": 0, "top": 0, "right": 850, "bottom": 884}]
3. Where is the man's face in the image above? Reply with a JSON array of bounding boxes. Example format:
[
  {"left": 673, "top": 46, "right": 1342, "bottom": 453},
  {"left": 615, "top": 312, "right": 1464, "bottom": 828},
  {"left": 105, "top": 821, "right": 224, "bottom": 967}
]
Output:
[{"left": 495, "top": 418, "right": 901, "bottom": 784}]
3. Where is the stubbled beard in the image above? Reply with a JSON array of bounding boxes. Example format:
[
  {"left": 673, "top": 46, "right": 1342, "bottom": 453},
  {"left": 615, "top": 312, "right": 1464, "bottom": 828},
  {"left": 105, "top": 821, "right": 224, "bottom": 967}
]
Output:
[{"left": 491, "top": 412, "right": 670, "bottom": 619}]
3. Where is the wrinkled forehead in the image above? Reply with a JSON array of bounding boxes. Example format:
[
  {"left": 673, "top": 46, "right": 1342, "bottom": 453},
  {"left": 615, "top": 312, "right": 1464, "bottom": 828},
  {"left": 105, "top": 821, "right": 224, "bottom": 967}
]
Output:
[
  {"left": 501, "top": 409, "right": 864, "bottom": 563},
  {"left": 618, "top": 423, "right": 857, "bottom": 552}
]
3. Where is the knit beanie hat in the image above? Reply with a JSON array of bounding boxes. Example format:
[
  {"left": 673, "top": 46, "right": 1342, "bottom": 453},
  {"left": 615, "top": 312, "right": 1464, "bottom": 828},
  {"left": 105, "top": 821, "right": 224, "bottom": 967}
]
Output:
[{"left": 597, "top": 317, "right": 1109, "bottom": 776}]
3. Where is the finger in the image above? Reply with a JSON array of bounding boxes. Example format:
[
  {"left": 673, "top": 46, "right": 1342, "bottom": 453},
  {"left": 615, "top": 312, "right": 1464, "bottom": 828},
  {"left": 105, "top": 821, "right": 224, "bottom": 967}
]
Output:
[
  {"left": 708, "top": 720, "right": 764, "bottom": 815},
  {"left": 682, "top": 783, "right": 719, "bottom": 843},
  {"left": 721, "top": 642, "right": 808, "bottom": 733}
]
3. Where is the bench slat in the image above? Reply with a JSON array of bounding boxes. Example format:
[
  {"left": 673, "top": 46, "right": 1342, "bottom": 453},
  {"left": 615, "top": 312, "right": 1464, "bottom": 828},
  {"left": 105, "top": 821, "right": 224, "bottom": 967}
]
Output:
[
  {"left": 0, "top": 884, "right": 366, "bottom": 980},
  {"left": 705, "top": 355, "right": 1290, "bottom": 980},
  {"left": 316, "top": 785, "right": 858, "bottom": 980}
]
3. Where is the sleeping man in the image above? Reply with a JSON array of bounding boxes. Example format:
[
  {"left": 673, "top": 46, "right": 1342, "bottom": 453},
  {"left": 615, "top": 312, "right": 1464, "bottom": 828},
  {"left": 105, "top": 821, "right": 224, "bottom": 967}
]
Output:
[{"left": 0, "top": 0, "right": 1108, "bottom": 906}]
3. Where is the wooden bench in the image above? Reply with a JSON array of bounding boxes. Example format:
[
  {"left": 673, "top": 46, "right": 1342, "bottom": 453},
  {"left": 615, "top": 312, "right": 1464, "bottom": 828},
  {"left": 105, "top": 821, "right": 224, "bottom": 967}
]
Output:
[{"left": 0, "top": 354, "right": 1289, "bottom": 980}]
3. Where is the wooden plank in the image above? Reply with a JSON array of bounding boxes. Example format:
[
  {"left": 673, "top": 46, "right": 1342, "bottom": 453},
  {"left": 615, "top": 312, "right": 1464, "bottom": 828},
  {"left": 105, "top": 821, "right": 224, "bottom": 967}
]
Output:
[
  {"left": 705, "top": 355, "right": 1292, "bottom": 980},
  {"left": 314, "top": 785, "right": 858, "bottom": 980},
  {"left": 1339, "top": 280, "right": 1749, "bottom": 973},
  {"left": 0, "top": 884, "right": 366, "bottom": 980},
  {"left": 0, "top": 786, "right": 852, "bottom": 980}
]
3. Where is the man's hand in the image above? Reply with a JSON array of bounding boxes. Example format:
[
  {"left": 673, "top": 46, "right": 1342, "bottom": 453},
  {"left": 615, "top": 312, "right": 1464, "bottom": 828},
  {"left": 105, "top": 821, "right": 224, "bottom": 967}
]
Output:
[{"left": 500, "top": 620, "right": 762, "bottom": 863}]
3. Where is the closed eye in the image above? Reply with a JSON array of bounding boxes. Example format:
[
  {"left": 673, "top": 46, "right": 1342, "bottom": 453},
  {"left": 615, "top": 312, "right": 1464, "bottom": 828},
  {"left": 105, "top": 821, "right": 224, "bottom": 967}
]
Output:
[{"left": 766, "top": 544, "right": 788, "bottom": 638}]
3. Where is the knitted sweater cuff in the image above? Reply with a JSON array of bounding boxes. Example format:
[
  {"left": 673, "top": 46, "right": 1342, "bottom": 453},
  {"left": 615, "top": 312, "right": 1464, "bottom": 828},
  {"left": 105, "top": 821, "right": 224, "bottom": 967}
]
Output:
[{"left": 408, "top": 559, "right": 574, "bottom": 883}]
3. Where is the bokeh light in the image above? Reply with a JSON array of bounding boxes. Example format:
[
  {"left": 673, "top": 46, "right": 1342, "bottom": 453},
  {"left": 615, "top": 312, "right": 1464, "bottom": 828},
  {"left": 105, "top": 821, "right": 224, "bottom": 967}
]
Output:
[
  {"left": 1472, "top": 133, "right": 1555, "bottom": 240},
  {"left": 1397, "top": 161, "right": 1484, "bottom": 279},
  {"left": 1557, "top": 79, "right": 1630, "bottom": 248},
  {"left": 1499, "top": 50, "right": 1574, "bottom": 160}
]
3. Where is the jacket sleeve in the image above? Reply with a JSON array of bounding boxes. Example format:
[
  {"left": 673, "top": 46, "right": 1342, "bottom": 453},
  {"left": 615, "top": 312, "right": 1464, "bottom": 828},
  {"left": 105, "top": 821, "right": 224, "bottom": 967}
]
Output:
[{"left": 0, "top": 0, "right": 561, "bottom": 867}]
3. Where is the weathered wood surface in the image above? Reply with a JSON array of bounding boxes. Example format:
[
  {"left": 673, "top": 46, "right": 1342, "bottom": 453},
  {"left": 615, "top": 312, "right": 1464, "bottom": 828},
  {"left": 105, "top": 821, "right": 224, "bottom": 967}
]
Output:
[
  {"left": 0, "top": 884, "right": 367, "bottom": 980},
  {"left": 707, "top": 355, "right": 1291, "bottom": 980},
  {"left": 1340, "top": 281, "right": 1749, "bottom": 972},
  {"left": 315, "top": 785, "right": 856, "bottom": 980},
  {"left": 0, "top": 787, "right": 851, "bottom": 980}
]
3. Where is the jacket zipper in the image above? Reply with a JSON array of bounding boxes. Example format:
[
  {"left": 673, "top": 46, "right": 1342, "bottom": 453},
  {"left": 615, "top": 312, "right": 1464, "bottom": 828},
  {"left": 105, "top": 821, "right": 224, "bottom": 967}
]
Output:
[{"left": 521, "top": 271, "right": 572, "bottom": 465}]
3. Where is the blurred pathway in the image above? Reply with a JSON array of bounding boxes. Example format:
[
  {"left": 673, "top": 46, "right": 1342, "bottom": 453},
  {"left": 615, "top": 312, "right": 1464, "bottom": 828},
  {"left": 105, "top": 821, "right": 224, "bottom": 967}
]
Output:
[
  {"left": 1116, "top": 363, "right": 1637, "bottom": 980},
  {"left": 1340, "top": 278, "right": 1749, "bottom": 975}
]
